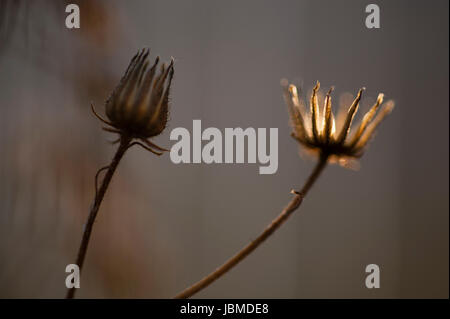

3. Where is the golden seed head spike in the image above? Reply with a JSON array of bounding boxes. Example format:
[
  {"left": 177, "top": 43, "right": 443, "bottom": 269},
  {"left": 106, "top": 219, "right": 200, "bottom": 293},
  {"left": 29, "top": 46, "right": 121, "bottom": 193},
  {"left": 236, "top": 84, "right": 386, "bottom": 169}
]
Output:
[
  {"left": 310, "top": 81, "right": 321, "bottom": 142},
  {"left": 336, "top": 87, "right": 364, "bottom": 144},
  {"left": 323, "top": 87, "right": 334, "bottom": 144}
]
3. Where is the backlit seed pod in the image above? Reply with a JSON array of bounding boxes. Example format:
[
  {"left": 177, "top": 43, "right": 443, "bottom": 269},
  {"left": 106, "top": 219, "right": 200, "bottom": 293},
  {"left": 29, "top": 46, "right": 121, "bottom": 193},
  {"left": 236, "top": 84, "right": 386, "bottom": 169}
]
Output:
[
  {"left": 105, "top": 48, "right": 174, "bottom": 138},
  {"left": 282, "top": 80, "right": 394, "bottom": 168}
]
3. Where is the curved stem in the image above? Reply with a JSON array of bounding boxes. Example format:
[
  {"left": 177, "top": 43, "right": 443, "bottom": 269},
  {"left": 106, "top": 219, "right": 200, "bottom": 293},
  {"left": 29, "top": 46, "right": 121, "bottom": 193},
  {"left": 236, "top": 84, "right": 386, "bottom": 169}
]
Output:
[
  {"left": 66, "top": 136, "right": 132, "bottom": 299},
  {"left": 174, "top": 154, "right": 329, "bottom": 299}
]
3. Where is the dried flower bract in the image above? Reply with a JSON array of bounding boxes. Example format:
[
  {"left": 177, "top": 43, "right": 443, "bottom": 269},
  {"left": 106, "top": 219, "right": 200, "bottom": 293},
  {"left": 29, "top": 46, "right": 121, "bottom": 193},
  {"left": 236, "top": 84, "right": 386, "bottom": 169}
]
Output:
[
  {"left": 282, "top": 80, "right": 394, "bottom": 167},
  {"left": 92, "top": 48, "right": 174, "bottom": 155}
]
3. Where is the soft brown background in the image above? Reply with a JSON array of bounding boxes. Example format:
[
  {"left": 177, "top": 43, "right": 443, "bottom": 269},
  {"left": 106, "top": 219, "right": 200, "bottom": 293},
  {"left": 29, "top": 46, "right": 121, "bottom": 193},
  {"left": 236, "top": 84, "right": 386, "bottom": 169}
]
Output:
[{"left": 0, "top": 0, "right": 448, "bottom": 298}]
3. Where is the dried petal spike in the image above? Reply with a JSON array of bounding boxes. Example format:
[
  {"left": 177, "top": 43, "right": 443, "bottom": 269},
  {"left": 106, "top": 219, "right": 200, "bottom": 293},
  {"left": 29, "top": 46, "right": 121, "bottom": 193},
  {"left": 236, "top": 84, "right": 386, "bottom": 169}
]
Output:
[
  {"left": 354, "top": 100, "right": 395, "bottom": 153},
  {"left": 348, "top": 93, "right": 384, "bottom": 147},
  {"left": 323, "top": 87, "right": 334, "bottom": 144},
  {"left": 310, "top": 81, "right": 321, "bottom": 142},
  {"left": 282, "top": 79, "right": 307, "bottom": 142},
  {"left": 336, "top": 87, "right": 364, "bottom": 144}
]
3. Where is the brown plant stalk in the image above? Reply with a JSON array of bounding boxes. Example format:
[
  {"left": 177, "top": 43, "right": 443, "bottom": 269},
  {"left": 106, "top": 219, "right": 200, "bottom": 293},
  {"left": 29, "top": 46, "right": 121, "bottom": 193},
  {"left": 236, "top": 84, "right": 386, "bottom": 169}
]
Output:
[
  {"left": 174, "top": 153, "right": 329, "bottom": 299},
  {"left": 66, "top": 135, "right": 132, "bottom": 299}
]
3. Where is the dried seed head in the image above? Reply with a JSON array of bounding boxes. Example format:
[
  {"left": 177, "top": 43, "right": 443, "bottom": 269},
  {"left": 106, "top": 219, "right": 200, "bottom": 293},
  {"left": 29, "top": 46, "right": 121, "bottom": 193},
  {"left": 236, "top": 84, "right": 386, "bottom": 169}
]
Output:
[
  {"left": 282, "top": 80, "right": 394, "bottom": 168},
  {"left": 105, "top": 48, "right": 174, "bottom": 138}
]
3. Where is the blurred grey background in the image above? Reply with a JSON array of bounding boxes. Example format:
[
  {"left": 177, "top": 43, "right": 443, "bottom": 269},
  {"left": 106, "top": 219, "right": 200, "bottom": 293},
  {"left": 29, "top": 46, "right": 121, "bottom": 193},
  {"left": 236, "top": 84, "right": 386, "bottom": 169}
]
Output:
[{"left": 0, "top": 0, "right": 448, "bottom": 298}]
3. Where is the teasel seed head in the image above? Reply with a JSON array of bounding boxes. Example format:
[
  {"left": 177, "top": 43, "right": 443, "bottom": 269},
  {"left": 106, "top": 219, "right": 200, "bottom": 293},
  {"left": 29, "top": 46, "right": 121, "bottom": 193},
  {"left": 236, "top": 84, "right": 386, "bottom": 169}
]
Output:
[
  {"left": 91, "top": 48, "right": 174, "bottom": 155},
  {"left": 282, "top": 80, "right": 394, "bottom": 168}
]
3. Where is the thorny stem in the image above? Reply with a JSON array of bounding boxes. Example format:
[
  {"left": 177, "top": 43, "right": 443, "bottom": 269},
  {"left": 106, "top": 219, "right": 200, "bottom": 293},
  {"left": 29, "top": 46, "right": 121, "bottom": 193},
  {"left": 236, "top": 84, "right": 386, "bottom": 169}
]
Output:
[
  {"left": 66, "top": 135, "right": 132, "bottom": 299},
  {"left": 174, "top": 153, "right": 329, "bottom": 299}
]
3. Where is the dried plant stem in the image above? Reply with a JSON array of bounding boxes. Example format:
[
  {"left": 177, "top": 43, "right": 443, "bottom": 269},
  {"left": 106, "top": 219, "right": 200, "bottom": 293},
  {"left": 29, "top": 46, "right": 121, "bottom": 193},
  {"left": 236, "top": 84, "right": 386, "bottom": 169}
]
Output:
[
  {"left": 66, "top": 135, "right": 132, "bottom": 299},
  {"left": 174, "top": 153, "right": 329, "bottom": 299}
]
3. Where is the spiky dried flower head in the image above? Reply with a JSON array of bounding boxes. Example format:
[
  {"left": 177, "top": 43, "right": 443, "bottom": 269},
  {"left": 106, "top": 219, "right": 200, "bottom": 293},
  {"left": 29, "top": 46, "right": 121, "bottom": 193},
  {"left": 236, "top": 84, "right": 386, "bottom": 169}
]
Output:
[
  {"left": 92, "top": 48, "right": 174, "bottom": 155},
  {"left": 106, "top": 48, "right": 174, "bottom": 137},
  {"left": 282, "top": 80, "right": 394, "bottom": 168}
]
